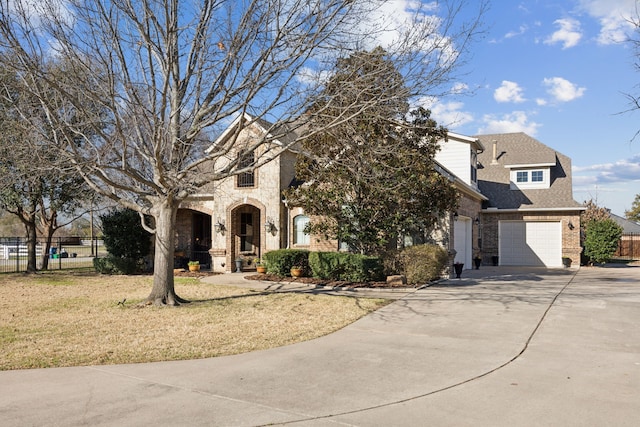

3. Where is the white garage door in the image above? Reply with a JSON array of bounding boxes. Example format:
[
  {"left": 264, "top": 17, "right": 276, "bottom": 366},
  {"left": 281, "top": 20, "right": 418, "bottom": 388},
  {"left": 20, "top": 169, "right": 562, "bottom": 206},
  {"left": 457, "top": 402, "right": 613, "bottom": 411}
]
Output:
[{"left": 499, "top": 221, "right": 562, "bottom": 267}]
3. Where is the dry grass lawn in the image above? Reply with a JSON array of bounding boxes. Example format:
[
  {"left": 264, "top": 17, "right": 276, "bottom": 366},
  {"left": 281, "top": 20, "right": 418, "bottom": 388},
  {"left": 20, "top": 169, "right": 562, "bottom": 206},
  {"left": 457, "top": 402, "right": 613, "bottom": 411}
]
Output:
[{"left": 0, "top": 271, "right": 388, "bottom": 370}]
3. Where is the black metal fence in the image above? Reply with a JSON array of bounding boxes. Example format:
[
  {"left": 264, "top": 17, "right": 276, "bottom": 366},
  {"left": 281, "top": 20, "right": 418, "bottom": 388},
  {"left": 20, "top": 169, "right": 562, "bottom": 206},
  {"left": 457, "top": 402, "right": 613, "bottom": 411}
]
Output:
[
  {"left": 0, "top": 237, "right": 106, "bottom": 273},
  {"left": 614, "top": 233, "right": 640, "bottom": 260}
]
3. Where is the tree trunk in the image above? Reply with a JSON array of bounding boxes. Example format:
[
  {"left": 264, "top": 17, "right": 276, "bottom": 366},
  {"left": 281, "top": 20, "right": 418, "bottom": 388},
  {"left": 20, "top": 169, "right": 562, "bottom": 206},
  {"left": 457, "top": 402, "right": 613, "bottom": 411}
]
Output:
[
  {"left": 24, "top": 221, "right": 38, "bottom": 273},
  {"left": 145, "top": 200, "right": 188, "bottom": 306}
]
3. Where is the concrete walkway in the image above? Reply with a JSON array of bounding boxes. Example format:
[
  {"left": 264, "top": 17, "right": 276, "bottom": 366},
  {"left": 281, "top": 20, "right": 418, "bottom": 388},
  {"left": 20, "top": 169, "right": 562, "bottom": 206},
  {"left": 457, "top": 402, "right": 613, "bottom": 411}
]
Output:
[{"left": 1, "top": 266, "right": 639, "bottom": 426}]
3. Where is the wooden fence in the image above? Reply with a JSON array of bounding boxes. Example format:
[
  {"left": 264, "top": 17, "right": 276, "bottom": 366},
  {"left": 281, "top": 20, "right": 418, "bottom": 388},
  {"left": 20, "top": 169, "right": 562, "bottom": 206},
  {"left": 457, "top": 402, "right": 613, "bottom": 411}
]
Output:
[{"left": 614, "top": 233, "right": 640, "bottom": 260}]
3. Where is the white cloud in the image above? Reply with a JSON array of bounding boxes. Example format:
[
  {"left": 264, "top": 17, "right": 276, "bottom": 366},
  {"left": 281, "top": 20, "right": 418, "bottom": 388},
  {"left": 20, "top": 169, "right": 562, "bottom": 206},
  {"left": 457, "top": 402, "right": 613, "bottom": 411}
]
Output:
[
  {"left": 578, "top": 0, "right": 636, "bottom": 45},
  {"left": 477, "top": 111, "right": 541, "bottom": 135},
  {"left": 494, "top": 80, "right": 525, "bottom": 103},
  {"left": 450, "top": 82, "right": 469, "bottom": 95},
  {"left": 544, "top": 18, "right": 582, "bottom": 49},
  {"left": 505, "top": 25, "right": 528, "bottom": 39},
  {"left": 542, "top": 77, "right": 586, "bottom": 102},
  {"left": 416, "top": 96, "right": 474, "bottom": 129},
  {"left": 431, "top": 101, "right": 474, "bottom": 128},
  {"left": 573, "top": 155, "right": 640, "bottom": 183}
]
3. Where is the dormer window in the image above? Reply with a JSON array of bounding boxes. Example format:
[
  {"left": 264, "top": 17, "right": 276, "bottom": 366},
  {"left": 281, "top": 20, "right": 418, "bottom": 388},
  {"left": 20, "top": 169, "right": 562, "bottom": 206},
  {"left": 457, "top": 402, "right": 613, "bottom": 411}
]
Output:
[{"left": 510, "top": 168, "right": 549, "bottom": 189}]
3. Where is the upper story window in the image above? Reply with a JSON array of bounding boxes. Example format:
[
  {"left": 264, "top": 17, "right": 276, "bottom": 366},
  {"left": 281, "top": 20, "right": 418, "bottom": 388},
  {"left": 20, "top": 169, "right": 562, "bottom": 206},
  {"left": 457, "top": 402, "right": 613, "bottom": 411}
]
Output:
[
  {"left": 510, "top": 168, "right": 549, "bottom": 190},
  {"left": 293, "top": 215, "right": 310, "bottom": 246},
  {"left": 236, "top": 150, "right": 255, "bottom": 188}
]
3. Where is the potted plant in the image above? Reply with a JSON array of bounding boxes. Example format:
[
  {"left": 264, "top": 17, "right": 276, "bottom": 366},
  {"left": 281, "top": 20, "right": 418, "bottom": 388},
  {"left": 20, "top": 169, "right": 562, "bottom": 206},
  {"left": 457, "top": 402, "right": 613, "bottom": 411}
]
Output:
[
  {"left": 473, "top": 252, "right": 482, "bottom": 270},
  {"left": 256, "top": 259, "right": 267, "bottom": 274},
  {"left": 453, "top": 262, "right": 464, "bottom": 278},
  {"left": 290, "top": 266, "right": 303, "bottom": 277},
  {"left": 188, "top": 260, "right": 200, "bottom": 272},
  {"left": 562, "top": 257, "right": 572, "bottom": 268},
  {"left": 235, "top": 257, "right": 243, "bottom": 273}
]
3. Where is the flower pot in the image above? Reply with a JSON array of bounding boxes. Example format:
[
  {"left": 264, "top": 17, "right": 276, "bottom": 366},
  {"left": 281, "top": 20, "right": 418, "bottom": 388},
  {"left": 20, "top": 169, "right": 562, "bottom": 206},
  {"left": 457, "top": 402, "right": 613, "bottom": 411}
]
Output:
[
  {"left": 454, "top": 263, "right": 463, "bottom": 278},
  {"left": 290, "top": 268, "right": 303, "bottom": 277},
  {"left": 474, "top": 258, "right": 481, "bottom": 270},
  {"left": 256, "top": 266, "right": 267, "bottom": 274},
  {"left": 562, "top": 257, "right": 572, "bottom": 268},
  {"left": 235, "top": 260, "right": 243, "bottom": 272},
  {"left": 189, "top": 264, "right": 200, "bottom": 272}
]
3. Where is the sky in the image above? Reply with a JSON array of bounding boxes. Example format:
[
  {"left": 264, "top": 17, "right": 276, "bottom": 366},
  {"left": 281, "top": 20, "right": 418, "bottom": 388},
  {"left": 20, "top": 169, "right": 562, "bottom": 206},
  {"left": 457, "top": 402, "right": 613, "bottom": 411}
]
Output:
[{"left": 418, "top": 0, "right": 640, "bottom": 217}]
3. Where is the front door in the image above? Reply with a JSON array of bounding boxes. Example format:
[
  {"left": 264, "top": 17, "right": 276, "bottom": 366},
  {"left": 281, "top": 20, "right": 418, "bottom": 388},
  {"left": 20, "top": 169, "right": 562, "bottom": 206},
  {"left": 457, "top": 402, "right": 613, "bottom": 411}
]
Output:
[{"left": 233, "top": 205, "right": 261, "bottom": 268}]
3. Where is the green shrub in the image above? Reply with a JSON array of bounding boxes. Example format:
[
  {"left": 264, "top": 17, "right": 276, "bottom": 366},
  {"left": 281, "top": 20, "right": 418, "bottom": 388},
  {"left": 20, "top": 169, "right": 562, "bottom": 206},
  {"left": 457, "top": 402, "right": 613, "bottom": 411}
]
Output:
[
  {"left": 308, "top": 252, "right": 344, "bottom": 280},
  {"left": 308, "top": 252, "right": 384, "bottom": 282},
  {"left": 93, "top": 256, "right": 139, "bottom": 275},
  {"left": 263, "top": 249, "right": 310, "bottom": 276},
  {"left": 584, "top": 219, "right": 623, "bottom": 264},
  {"left": 100, "top": 208, "right": 152, "bottom": 260},
  {"left": 398, "top": 244, "right": 448, "bottom": 285}
]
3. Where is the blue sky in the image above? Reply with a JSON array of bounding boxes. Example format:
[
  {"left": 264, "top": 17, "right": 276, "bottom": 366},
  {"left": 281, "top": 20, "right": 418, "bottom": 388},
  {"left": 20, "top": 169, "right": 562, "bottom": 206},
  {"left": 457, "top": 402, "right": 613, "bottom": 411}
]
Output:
[{"left": 422, "top": 0, "right": 640, "bottom": 216}]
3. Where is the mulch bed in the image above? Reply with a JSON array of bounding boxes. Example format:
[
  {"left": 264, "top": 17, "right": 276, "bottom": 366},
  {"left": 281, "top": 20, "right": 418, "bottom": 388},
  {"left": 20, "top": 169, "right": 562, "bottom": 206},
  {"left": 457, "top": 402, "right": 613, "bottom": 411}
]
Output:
[
  {"left": 245, "top": 273, "right": 413, "bottom": 289},
  {"left": 173, "top": 269, "right": 418, "bottom": 289}
]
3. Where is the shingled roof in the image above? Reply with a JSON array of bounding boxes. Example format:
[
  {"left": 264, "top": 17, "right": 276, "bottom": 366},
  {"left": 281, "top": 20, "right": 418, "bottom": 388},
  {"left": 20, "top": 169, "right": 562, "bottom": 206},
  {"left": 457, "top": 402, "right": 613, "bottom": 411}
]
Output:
[{"left": 475, "top": 132, "right": 583, "bottom": 210}]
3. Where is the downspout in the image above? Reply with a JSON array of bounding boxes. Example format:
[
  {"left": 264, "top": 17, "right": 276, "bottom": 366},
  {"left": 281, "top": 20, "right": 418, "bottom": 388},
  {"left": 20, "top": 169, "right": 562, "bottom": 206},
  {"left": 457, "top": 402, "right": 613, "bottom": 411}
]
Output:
[{"left": 283, "top": 197, "right": 290, "bottom": 249}]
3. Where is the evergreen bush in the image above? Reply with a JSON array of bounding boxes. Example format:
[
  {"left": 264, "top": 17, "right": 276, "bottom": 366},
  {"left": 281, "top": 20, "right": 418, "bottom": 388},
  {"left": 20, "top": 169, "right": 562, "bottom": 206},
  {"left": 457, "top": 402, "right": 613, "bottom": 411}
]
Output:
[
  {"left": 398, "top": 244, "right": 448, "bottom": 285},
  {"left": 93, "top": 256, "right": 139, "bottom": 275},
  {"left": 584, "top": 219, "right": 623, "bottom": 264},
  {"left": 263, "top": 249, "right": 309, "bottom": 276},
  {"left": 308, "top": 252, "right": 383, "bottom": 282},
  {"left": 98, "top": 208, "right": 152, "bottom": 274}
]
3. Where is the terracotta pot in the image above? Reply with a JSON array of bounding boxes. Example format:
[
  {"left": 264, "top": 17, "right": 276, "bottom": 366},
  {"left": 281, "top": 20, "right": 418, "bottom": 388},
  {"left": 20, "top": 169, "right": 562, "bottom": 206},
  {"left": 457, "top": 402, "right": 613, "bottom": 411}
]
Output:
[
  {"left": 290, "top": 268, "right": 303, "bottom": 277},
  {"left": 256, "top": 266, "right": 267, "bottom": 274},
  {"left": 189, "top": 264, "right": 200, "bottom": 272}
]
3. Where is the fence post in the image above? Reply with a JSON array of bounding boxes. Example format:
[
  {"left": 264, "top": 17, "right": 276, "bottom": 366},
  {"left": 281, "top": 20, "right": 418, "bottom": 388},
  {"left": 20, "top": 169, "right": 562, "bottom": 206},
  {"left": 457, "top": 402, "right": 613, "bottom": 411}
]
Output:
[
  {"left": 57, "top": 236, "right": 62, "bottom": 270},
  {"left": 16, "top": 237, "right": 20, "bottom": 273}
]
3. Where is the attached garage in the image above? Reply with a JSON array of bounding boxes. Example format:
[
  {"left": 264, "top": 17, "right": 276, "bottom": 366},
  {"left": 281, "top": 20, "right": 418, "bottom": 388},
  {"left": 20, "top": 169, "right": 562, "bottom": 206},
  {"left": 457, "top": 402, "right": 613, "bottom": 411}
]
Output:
[{"left": 499, "top": 221, "right": 562, "bottom": 267}]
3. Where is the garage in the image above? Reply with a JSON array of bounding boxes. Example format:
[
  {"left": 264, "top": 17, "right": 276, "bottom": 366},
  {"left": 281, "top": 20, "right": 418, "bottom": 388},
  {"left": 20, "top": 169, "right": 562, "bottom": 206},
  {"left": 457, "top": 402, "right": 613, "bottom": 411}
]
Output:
[{"left": 499, "top": 221, "right": 562, "bottom": 267}]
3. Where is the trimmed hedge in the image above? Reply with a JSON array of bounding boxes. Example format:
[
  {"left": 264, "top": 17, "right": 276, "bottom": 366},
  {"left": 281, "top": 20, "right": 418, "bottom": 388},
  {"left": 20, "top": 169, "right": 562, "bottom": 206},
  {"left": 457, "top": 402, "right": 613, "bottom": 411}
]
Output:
[
  {"left": 262, "top": 249, "right": 310, "bottom": 276},
  {"left": 308, "top": 252, "right": 384, "bottom": 282},
  {"left": 398, "top": 244, "right": 448, "bottom": 285}
]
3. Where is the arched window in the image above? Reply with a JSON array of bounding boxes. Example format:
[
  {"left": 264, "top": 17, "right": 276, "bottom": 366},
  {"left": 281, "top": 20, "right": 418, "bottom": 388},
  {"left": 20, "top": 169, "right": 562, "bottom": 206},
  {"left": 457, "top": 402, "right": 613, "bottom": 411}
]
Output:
[{"left": 293, "top": 215, "right": 310, "bottom": 246}]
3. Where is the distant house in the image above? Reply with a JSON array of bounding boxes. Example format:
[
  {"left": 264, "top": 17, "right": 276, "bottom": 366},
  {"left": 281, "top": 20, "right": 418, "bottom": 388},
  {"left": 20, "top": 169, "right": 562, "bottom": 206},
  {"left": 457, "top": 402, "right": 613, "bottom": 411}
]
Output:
[
  {"left": 609, "top": 213, "right": 640, "bottom": 259},
  {"left": 474, "top": 133, "right": 584, "bottom": 267}
]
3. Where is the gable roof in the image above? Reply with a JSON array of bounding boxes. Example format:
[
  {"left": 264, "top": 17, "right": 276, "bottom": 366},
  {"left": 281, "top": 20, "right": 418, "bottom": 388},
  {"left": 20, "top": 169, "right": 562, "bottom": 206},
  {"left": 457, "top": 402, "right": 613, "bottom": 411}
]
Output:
[
  {"left": 475, "top": 132, "right": 583, "bottom": 211},
  {"left": 609, "top": 212, "right": 640, "bottom": 233},
  {"left": 206, "top": 113, "right": 301, "bottom": 154}
]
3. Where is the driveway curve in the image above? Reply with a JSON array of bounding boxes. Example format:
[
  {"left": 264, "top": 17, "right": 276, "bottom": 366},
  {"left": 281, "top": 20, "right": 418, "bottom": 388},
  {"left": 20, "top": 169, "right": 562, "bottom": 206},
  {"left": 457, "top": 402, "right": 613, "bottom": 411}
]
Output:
[{"left": 1, "top": 266, "right": 638, "bottom": 426}]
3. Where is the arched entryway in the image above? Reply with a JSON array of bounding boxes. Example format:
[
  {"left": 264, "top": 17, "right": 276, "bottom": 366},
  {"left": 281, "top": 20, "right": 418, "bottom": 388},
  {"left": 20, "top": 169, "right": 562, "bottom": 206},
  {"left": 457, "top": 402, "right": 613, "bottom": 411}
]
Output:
[
  {"left": 230, "top": 204, "right": 262, "bottom": 271},
  {"left": 175, "top": 208, "right": 212, "bottom": 268}
]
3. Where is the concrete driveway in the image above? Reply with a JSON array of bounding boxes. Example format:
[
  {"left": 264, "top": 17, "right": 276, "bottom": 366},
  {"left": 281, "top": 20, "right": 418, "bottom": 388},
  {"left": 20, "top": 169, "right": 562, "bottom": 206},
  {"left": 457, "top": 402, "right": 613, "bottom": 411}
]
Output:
[{"left": 1, "top": 266, "right": 639, "bottom": 426}]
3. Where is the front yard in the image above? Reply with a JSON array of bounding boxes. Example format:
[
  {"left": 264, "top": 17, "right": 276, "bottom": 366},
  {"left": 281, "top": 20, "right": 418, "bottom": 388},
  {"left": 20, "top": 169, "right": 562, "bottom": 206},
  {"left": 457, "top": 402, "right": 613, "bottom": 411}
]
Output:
[{"left": 0, "top": 272, "right": 387, "bottom": 370}]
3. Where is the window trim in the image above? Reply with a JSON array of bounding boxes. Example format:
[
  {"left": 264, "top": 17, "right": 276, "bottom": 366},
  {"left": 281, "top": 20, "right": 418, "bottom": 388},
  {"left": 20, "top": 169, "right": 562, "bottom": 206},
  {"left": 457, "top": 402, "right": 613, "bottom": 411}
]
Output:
[
  {"left": 293, "top": 214, "right": 310, "bottom": 246},
  {"left": 510, "top": 168, "right": 549, "bottom": 189},
  {"left": 236, "top": 150, "right": 256, "bottom": 188}
]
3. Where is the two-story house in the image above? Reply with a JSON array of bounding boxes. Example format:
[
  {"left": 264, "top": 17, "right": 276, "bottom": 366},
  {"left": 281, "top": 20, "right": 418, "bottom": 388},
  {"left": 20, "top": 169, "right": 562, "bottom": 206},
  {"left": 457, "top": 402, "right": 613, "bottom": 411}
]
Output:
[{"left": 175, "top": 117, "right": 583, "bottom": 273}]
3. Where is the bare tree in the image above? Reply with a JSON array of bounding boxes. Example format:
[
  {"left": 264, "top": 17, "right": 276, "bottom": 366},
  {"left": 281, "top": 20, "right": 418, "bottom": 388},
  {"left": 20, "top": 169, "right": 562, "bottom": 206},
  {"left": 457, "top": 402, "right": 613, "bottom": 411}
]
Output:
[{"left": 0, "top": 0, "right": 485, "bottom": 305}]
